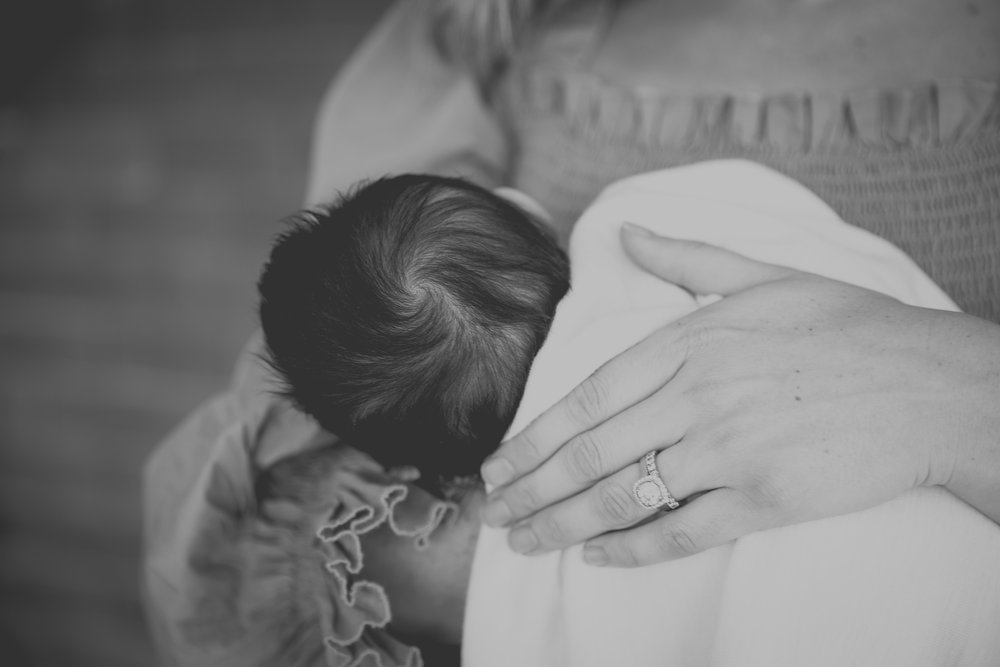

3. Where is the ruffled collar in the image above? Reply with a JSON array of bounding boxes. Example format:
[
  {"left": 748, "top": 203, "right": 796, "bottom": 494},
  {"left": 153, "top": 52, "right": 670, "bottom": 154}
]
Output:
[{"left": 144, "top": 390, "right": 458, "bottom": 667}]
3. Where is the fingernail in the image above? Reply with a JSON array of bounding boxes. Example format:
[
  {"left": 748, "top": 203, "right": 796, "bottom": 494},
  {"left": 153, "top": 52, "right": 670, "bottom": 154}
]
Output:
[
  {"left": 481, "top": 457, "right": 515, "bottom": 487},
  {"left": 622, "top": 221, "right": 656, "bottom": 238},
  {"left": 481, "top": 498, "right": 513, "bottom": 527},
  {"left": 582, "top": 544, "right": 609, "bottom": 566},
  {"left": 509, "top": 526, "right": 539, "bottom": 554}
]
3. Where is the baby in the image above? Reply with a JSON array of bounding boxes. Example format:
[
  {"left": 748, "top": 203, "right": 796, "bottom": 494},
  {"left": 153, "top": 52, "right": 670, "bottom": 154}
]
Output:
[{"left": 256, "top": 174, "right": 569, "bottom": 658}]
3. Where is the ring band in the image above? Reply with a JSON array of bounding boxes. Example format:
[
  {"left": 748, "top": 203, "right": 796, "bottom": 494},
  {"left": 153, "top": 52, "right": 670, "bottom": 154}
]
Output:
[{"left": 632, "top": 451, "right": 680, "bottom": 511}]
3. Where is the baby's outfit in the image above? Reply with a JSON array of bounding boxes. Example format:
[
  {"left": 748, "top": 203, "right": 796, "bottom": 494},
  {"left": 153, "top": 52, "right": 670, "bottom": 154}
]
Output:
[
  {"left": 464, "top": 161, "right": 1000, "bottom": 667},
  {"left": 143, "top": 341, "right": 457, "bottom": 666}
]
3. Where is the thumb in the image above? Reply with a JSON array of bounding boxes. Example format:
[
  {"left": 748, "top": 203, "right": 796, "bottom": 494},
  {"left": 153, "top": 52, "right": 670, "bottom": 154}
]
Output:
[{"left": 620, "top": 222, "right": 794, "bottom": 295}]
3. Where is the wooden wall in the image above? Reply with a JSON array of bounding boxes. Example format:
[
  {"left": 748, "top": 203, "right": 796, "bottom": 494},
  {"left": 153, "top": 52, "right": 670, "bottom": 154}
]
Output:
[{"left": 0, "top": 2, "right": 389, "bottom": 664}]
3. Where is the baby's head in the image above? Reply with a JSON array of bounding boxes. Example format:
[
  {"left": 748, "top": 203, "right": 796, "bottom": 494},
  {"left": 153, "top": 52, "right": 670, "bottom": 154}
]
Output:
[{"left": 259, "top": 174, "right": 569, "bottom": 486}]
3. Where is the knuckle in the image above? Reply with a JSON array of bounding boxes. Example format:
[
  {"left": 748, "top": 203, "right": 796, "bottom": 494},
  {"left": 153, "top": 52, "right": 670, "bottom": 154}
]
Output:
[
  {"left": 685, "top": 240, "right": 714, "bottom": 261},
  {"left": 700, "top": 411, "right": 755, "bottom": 459},
  {"left": 745, "top": 474, "right": 793, "bottom": 520},
  {"left": 609, "top": 540, "right": 640, "bottom": 568},
  {"left": 513, "top": 430, "right": 544, "bottom": 467},
  {"left": 567, "top": 376, "right": 609, "bottom": 425},
  {"left": 505, "top": 479, "right": 543, "bottom": 515},
  {"left": 593, "top": 480, "right": 637, "bottom": 527},
  {"left": 656, "top": 521, "right": 699, "bottom": 557},
  {"left": 536, "top": 513, "right": 569, "bottom": 545},
  {"left": 565, "top": 432, "right": 604, "bottom": 483},
  {"left": 680, "top": 242, "right": 716, "bottom": 281},
  {"left": 681, "top": 321, "right": 716, "bottom": 355},
  {"left": 708, "top": 424, "right": 741, "bottom": 456}
]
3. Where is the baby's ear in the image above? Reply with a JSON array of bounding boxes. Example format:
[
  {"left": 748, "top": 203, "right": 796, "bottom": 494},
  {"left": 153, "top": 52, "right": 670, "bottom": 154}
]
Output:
[{"left": 493, "top": 187, "right": 553, "bottom": 227}]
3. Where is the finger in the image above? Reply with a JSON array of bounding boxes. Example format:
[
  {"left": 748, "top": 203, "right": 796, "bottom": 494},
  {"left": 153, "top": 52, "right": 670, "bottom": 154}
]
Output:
[
  {"left": 621, "top": 223, "right": 796, "bottom": 296},
  {"left": 581, "top": 487, "right": 761, "bottom": 567},
  {"left": 482, "top": 389, "right": 690, "bottom": 527},
  {"left": 504, "top": 443, "right": 703, "bottom": 554},
  {"left": 482, "top": 327, "right": 686, "bottom": 488}
]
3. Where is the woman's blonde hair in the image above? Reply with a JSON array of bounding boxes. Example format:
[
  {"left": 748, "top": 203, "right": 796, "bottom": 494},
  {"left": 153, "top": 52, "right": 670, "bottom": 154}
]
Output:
[{"left": 432, "top": 0, "right": 574, "bottom": 83}]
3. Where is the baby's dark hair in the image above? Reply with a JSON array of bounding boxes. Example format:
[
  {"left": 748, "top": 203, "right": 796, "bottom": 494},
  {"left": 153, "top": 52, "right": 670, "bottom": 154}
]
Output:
[{"left": 258, "top": 175, "right": 569, "bottom": 482}]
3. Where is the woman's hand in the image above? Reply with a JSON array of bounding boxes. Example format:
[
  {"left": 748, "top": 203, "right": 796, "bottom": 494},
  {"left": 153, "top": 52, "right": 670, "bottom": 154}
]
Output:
[{"left": 479, "top": 224, "right": 1000, "bottom": 567}]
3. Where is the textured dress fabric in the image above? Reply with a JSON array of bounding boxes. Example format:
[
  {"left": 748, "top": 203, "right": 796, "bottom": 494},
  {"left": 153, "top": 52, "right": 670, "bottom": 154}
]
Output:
[{"left": 492, "top": 4, "right": 1000, "bottom": 321}]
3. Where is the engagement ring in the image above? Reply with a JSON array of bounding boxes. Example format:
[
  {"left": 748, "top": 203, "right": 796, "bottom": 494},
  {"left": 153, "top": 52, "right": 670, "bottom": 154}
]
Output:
[{"left": 632, "top": 450, "right": 680, "bottom": 511}]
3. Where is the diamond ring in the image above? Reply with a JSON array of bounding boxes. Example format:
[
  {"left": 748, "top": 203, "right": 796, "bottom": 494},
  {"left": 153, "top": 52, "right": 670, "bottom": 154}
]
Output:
[{"left": 632, "top": 451, "right": 680, "bottom": 511}]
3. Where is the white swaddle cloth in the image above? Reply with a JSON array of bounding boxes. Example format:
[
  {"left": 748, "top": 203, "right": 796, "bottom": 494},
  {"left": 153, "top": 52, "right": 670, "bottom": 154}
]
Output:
[{"left": 463, "top": 161, "right": 1000, "bottom": 667}]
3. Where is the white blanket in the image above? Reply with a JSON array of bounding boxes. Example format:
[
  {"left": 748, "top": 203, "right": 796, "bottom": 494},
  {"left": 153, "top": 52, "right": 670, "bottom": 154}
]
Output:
[{"left": 463, "top": 161, "right": 1000, "bottom": 667}]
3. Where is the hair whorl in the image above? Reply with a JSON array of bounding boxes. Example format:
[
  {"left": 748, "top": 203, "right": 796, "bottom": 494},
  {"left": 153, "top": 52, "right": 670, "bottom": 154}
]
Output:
[{"left": 258, "top": 175, "right": 569, "bottom": 481}]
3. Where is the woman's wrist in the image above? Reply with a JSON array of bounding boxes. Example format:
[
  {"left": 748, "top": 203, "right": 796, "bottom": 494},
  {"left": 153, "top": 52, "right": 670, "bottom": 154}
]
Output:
[{"left": 929, "top": 310, "right": 1000, "bottom": 523}]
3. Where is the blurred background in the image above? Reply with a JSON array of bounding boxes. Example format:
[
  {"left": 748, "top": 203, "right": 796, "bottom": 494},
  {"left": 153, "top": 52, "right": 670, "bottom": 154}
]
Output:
[{"left": 0, "top": 1, "right": 390, "bottom": 664}]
